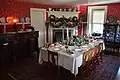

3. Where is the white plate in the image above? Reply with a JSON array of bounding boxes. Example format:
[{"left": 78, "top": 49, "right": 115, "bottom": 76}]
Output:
[
  {"left": 50, "top": 44, "right": 54, "bottom": 47},
  {"left": 0, "top": 17, "right": 5, "bottom": 23},
  {"left": 55, "top": 45, "right": 59, "bottom": 48},
  {"left": 54, "top": 48, "right": 60, "bottom": 51},
  {"left": 71, "top": 54, "right": 75, "bottom": 56},
  {"left": 25, "top": 17, "right": 30, "bottom": 23},
  {"left": 75, "top": 49, "right": 82, "bottom": 52},
  {"left": 82, "top": 45, "right": 88, "bottom": 48}
]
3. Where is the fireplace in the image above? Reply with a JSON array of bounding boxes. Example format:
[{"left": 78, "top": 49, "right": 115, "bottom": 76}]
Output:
[{"left": 49, "top": 28, "right": 75, "bottom": 43}]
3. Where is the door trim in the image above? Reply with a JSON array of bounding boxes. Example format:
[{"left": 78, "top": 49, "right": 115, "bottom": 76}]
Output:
[
  {"left": 30, "top": 8, "right": 46, "bottom": 25},
  {"left": 30, "top": 8, "right": 46, "bottom": 47}
]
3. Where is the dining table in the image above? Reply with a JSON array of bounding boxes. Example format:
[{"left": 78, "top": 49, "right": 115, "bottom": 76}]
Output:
[{"left": 38, "top": 40, "right": 104, "bottom": 76}]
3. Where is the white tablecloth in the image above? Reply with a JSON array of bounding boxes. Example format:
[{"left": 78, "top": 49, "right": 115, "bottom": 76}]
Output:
[
  {"left": 38, "top": 40, "right": 104, "bottom": 75},
  {"left": 39, "top": 46, "right": 87, "bottom": 75}
]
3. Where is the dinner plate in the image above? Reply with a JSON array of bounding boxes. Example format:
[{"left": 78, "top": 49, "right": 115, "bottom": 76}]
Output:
[
  {"left": 50, "top": 44, "right": 54, "bottom": 47},
  {"left": 55, "top": 45, "right": 59, "bottom": 48},
  {"left": 54, "top": 48, "right": 60, "bottom": 51},
  {"left": 82, "top": 45, "right": 88, "bottom": 48},
  {"left": 71, "top": 53, "right": 75, "bottom": 56},
  {"left": 75, "top": 49, "right": 82, "bottom": 52},
  {"left": 0, "top": 17, "right": 5, "bottom": 23}
]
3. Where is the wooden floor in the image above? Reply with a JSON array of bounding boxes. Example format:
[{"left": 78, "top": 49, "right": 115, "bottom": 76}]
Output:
[{"left": 0, "top": 54, "right": 120, "bottom": 80}]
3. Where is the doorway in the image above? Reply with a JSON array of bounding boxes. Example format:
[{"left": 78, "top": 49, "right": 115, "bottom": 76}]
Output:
[{"left": 30, "top": 8, "right": 46, "bottom": 48}]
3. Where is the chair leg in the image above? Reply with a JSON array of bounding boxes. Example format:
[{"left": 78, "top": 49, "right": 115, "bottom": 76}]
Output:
[
  {"left": 57, "top": 57, "right": 60, "bottom": 80},
  {"left": 48, "top": 53, "right": 51, "bottom": 71},
  {"left": 58, "top": 66, "right": 60, "bottom": 80}
]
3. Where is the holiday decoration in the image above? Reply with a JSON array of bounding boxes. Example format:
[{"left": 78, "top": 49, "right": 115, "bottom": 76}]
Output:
[
  {"left": 79, "top": 15, "right": 87, "bottom": 22},
  {"left": 45, "top": 15, "right": 80, "bottom": 28}
]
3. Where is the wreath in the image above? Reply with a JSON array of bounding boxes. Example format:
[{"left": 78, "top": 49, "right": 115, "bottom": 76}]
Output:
[
  {"left": 49, "top": 15, "right": 56, "bottom": 21},
  {"left": 72, "top": 16, "right": 79, "bottom": 26}
]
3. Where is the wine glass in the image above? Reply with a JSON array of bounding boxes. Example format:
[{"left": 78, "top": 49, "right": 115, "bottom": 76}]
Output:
[
  {"left": 77, "top": 43, "right": 81, "bottom": 48},
  {"left": 65, "top": 45, "right": 68, "bottom": 52}
]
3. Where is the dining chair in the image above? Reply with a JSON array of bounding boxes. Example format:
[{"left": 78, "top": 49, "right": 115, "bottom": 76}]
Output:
[
  {"left": 88, "top": 48, "right": 96, "bottom": 71},
  {"left": 99, "top": 43, "right": 103, "bottom": 62},
  {"left": 94, "top": 44, "right": 101, "bottom": 65},
  {"left": 85, "top": 47, "right": 98, "bottom": 72},
  {"left": 80, "top": 50, "right": 91, "bottom": 77}
]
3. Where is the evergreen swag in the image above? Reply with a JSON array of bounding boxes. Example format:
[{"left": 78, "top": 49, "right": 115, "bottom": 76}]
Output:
[{"left": 45, "top": 15, "right": 80, "bottom": 28}]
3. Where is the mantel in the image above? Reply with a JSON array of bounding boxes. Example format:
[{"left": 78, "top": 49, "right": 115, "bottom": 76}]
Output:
[
  {"left": 47, "top": 11, "right": 79, "bottom": 14},
  {"left": 50, "top": 27, "right": 75, "bottom": 30},
  {"left": 47, "top": 11, "right": 79, "bottom": 18}
]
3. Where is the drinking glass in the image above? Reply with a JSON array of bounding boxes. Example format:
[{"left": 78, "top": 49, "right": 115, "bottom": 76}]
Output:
[{"left": 65, "top": 45, "right": 68, "bottom": 52}]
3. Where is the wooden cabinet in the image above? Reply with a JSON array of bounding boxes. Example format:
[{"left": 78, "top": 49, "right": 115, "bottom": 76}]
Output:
[
  {"left": 0, "top": 31, "right": 39, "bottom": 68},
  {"left": 0, "top": 35, "right": 13, "bottom": 68},
  {"left": 103, "top": 23, "right": 120, "bottom": 53}
]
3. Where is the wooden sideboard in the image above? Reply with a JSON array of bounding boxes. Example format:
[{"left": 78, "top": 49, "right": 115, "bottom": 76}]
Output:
[{"left": 0, "top": 31, "right": 39, "bottom": 68}]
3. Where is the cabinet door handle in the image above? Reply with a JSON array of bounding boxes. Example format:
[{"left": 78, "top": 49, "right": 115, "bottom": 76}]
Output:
[{"left": 3, "top": 43, "right": 8, "bottom": 45}]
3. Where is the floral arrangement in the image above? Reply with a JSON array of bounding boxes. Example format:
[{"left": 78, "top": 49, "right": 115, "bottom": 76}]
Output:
[
  {"left": 68, "top": 36, "right": 85, "bottom": 46},
  {"left": 106, "top": 16, "right": 120, "bottom": 24}
]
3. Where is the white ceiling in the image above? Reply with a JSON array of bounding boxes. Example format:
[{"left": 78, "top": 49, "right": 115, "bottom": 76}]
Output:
[{"left": 19, "top": 0, "right": 120, "bottom": 5}]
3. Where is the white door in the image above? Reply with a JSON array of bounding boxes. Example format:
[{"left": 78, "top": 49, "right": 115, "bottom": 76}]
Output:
[{"left": 30, "top": 8, "right": 46, "bottom": 48}]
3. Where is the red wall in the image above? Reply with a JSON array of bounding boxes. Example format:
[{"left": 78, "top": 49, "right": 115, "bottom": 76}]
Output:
[
  {"left": 0, "top": 0, "right": 74, "bottom": 33},
  {"left": 78, "top": 3, "right": 120, "bottom": 35},
  {"left": 0, "top": 0, "right": 74, "bottom": 18},
  {"left": 107, "top": 3, "right": 120, "bottom": 20},
  {"left": 78, "top": 3, "right": 120, "bottom": 20},
  {"left": 78, "top": 5, "right": 88, "bottom": 18}
]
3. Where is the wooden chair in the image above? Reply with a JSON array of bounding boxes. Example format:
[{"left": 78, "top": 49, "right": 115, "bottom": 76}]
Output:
[
  {"left": 94, "top": 44, "right": 101, "bottom": 65},
  {"left": 80, "top": 50, "right": 91, "bottom": 77},
  {"left": 88, "top": 48, "right": 96, "bottom": 71},
  {"left": 99, "top": 43, "right": 103, "bottom": 53},
  {"left": 99, "top": 43, "right": 103, "bottom": 62}
]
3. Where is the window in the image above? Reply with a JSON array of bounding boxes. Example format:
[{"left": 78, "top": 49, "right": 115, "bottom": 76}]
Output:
[
  {"left": 88, "top": 6, "right": 107, "bottom": 36},
  {"left": 92, "top": 9, "right": 105, "bottom": 34}
]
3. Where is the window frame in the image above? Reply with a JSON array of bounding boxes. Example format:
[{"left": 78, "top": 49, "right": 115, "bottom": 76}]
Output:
[
  {"left": 91, "top": 9, "right": 105, "bottom": 34},
  {"left": 87, "top": 6, "right": 107, "bottom": 36}
]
